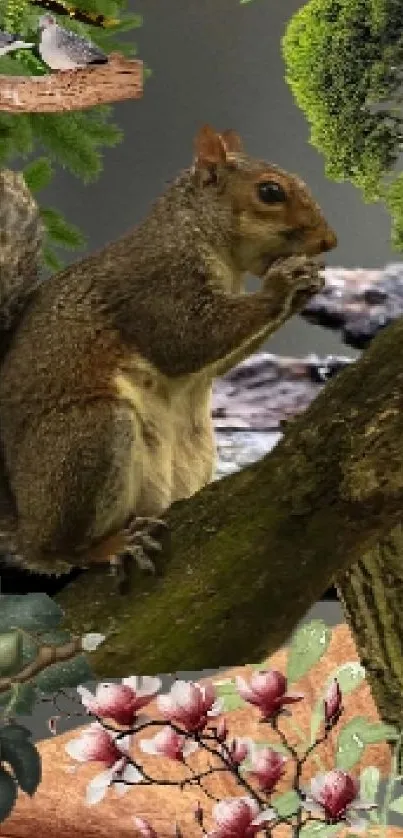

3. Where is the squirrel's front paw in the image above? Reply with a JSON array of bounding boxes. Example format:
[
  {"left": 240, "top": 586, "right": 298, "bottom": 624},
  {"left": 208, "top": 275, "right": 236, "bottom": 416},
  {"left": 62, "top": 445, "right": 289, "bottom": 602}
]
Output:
[
  {"left": 110, "top": 516, "right": 168, "bottom": 593},
  {"left": 263, "top": 254, "right": 325, "bottom": 303}
]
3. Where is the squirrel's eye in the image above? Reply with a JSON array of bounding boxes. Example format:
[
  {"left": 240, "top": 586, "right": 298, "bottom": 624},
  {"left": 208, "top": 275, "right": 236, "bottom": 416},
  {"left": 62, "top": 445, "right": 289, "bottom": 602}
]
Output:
[{"left": 257, "top": 181, "right": 286, "bottom": 204}]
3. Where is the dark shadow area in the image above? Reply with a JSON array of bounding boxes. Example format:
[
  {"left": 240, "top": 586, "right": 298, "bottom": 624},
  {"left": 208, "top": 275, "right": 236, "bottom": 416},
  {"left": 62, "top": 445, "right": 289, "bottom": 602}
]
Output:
[{"left": 0, "top": 557, "right": 83, "bottom": 595}]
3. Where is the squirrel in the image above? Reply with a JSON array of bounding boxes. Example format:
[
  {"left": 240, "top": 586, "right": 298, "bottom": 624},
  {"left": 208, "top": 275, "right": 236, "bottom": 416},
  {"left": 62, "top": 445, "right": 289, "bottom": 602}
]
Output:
[{"left": 0, "top": 125, "right": 337, "bottom": 586}]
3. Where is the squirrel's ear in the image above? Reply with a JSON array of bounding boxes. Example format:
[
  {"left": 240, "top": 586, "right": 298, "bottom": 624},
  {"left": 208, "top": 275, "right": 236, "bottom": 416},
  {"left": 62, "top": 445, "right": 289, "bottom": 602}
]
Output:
[
  {"left": 193, "top": 125, "right": 227, "bottom": 170},
  {"left": 220, "top": 129, "right": 244, "bottom": 154}
]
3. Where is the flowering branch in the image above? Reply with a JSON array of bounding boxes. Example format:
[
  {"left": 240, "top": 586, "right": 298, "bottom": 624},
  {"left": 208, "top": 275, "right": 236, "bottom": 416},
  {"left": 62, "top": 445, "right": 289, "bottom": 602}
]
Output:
[
  {"left": 63, "top": 670, "right": 380, "bottom": 837},
  {"left": 0, "top": 55, "right": 143, "bottom": 113}
]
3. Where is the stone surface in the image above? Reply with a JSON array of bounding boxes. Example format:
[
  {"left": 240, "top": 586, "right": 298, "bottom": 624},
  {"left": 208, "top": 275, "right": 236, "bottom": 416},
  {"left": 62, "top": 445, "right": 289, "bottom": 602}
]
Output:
[
  {"left": 302, "top": 262, "right": 403, "bottom": 349},
  {"left": 2, "top": 624, "right": 401, "bottom": 838},
  {"left": 212, "top": 352, "right": 352, "bottom": 479}
]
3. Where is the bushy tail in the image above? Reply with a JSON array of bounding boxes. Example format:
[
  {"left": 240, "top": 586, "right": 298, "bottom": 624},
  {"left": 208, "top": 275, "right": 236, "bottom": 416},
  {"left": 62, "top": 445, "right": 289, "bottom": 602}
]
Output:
[{"left": 0, "top": 169, "right": 43, "bottom": 356}]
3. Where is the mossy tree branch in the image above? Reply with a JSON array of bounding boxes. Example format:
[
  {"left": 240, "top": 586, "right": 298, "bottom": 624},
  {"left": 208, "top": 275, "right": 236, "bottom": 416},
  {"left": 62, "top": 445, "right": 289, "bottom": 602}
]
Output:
[
  {"left": 0, "top": 54, "right": 142, "bottom": 112},
  {"left": 57, "top": 315, "right": 403, "bottom": 729}
]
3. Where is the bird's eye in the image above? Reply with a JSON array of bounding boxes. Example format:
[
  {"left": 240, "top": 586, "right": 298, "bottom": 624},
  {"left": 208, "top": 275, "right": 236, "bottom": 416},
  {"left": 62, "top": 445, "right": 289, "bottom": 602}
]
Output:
[{"left": 257, "top": 181, "right": 286, "bottom": 204}]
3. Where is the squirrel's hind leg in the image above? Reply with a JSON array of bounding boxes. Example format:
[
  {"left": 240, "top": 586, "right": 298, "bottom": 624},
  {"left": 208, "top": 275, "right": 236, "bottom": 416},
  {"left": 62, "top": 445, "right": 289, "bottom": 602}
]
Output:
[{"left": 8, "top": 402, "right": 171, "bottom": 581}]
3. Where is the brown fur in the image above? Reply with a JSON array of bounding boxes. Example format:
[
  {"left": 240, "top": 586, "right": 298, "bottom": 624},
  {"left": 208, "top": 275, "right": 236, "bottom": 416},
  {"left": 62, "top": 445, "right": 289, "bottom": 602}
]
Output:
[{"left": 0, "top": 125, "right": 337, "bottom": 575}]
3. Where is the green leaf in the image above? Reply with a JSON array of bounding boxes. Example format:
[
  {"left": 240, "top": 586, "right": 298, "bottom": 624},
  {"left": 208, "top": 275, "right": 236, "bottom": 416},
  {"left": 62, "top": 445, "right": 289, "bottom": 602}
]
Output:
[
  {"left": 0, "top": 594, "right": 63, "bottom": 633},
  {"left": 0, "top": 684, "right": 37, "bottom": 717},
  {"left": 42, "top": 245, "right": 63, "bottom": 273},
  {"left": 40, "top": 208, "right": 86, "bottom": 250},
  {"left": 360, "top": 721, "right": 398, "bottom": 745},
  {"left": 324, "top": 662, "right": 366, "bottom": 695},
  {"left": 335, "top": 717, "right": 398, "bottom": 770},
  {"left": 286, "top": 620, "right": 331, "bottom": 683},
  {"left": 359, "top": 765, "right": 380, "bottom": 803},
  {"left": 0, "top": 632, "right": 23, "bottom": 676},
  {"left": 389, "top": 795, "right": 403, "bottom": 815},
  {"left": 0, "top": 765, "right": 17, "bottom": 822},
  {"left": 23, "top": 158, "right": 53, "bottom": 193},
  {"left": 309, "top": 697, "right": 325, "bottom": 744},
  {"left": 214, "top": 679, "right": 245, "bottom": 711},
  {"left": 0, "top": 724, "right": 32, "bottom": 743},
  {"left": 271, "top": 790, "right": 301, "bottom": 817},
  {"left": 299, "top": 825, "right": 343, "bottom": 838},
  {"left": 33, "top": 653, "right": 93, "bottom": 694},
  {"left": 0, "top": 55, "right": 32, "bottom": 75},
  {"left": 335, "top": 718, "right": 367, "bottom": 770},
  {"left": 0, "top": 739, "right": 41, "bottom": 796}
]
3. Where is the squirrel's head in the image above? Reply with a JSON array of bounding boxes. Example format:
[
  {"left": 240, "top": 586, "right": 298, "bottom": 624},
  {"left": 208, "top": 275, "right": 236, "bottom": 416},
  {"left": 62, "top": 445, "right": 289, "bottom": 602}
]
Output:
[{"left": 192, "top": 125, "right": 337, "bottom": 278}]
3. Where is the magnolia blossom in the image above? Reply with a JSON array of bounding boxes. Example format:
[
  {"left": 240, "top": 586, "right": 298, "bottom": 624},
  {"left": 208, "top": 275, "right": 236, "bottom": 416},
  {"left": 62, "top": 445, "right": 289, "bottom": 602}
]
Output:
[
  {"left": 206, "top": 796, "right": 276, "bottom": 837},
  {"left": 77, "top": 675, "right": 162, "bottom": 726},
  {"left": 324, "top": 679, "right": 343, "bottom": 726},
  {"left": 216, "top": 717, "right": 229, "bottom": 742},
  {"left": 133, "top": 817, "right": 158, "bottom": 837},
  {"left": 157, "top": 679, "right": 222, "bottom": 732},
  {"left": 302, "top": 770, "right": 377, "bottom": 830},
  {"left": 246, "top": 745, "right": 287, "bottom": 792},
  {"left": 65, "top": 722, "right": 143, "bottom": 805},
  {"left": 235, "top": 670, "right": 303, "bottom": 719},
  {"left": 139, "top": 726, "right": 199, "bottom": 761},
  {"left": 227, "top": 738, "right": 250, "bottom": 766}
]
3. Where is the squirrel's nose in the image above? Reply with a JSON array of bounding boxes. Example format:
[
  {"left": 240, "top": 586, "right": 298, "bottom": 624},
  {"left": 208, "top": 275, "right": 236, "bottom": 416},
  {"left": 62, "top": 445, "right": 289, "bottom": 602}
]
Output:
[{"left": 320, "top": 228, "right": 338, "bottom": 252}]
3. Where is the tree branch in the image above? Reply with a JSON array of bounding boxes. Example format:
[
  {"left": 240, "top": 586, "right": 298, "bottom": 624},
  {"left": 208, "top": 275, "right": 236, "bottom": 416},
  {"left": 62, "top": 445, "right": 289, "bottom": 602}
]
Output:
[
  {"left": 0, "top": 637, "right": 83, "bottom": 692},
  {"left": 0, "top": 54, "right": 142, "bottom": 112},
  {"left": 57, "top": 316, "right": 403, "bottom": 682}
]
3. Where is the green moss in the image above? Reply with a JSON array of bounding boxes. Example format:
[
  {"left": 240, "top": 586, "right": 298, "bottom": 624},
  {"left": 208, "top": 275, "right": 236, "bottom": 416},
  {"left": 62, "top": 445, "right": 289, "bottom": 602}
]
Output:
[{"left": 282, "top": 0, "right": 403, "bottom": 249}]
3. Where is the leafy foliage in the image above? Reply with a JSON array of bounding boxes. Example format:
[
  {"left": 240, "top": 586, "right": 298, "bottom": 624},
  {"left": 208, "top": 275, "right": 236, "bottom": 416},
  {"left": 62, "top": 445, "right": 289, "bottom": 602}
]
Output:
[
  {"left": 0, "top": 0, "right": 143, "bottom": 269},
  {"left": 282, "top": 0, "right": 403, "bottom": 249},
  {"left": 0, "top": 593, "right": 95, "bottom": 716},
  {"left": 0, "top": 723, "right": 41, "bottom": 823}
]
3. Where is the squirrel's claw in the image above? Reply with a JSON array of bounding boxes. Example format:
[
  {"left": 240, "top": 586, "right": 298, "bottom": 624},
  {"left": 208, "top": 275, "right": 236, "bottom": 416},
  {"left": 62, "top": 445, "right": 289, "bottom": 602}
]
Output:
[{"left": 109, "top": 515, "right": 168, "bottom": 593}]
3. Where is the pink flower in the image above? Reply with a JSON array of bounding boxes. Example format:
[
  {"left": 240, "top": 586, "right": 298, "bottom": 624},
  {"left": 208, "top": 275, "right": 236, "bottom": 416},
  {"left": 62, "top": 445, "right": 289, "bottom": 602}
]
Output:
[
  {"left": 227, "top": 738, "right": 250, "bottom": 766},
  {"left": 216, "top": 718, "right": 229, "bottom": 742},
  {"left": 324, "top": 679, "right": 342, "bottom": 726},
  {"left": 133, "top": 817, "right": 159, "bottom": 837},
  {"left": 77, "top": 676, "right": 162, "bottom": 726},
  {"left": 139, "top": 726, "right": 199, "bottom": 761},
  {"left": 206, "top": 797, "right": 276, "bottom": 837},
  {"left": 65, "top": 723, "right": 143, "bottom": 805},
  {"left": 65, "top": 722, "right": 128, "bottom": 767},
  {"left": 246, "top": 746, "right": 286, "bottom": 792},
  {"left": 235, "top": 670, "right": 303, "bottom": 719},
  {"left": 302, "top": 770, "right": 377, "bottom": 830},
  {"left": 157, "top": 680, "right": 222, "bottom": 732}
]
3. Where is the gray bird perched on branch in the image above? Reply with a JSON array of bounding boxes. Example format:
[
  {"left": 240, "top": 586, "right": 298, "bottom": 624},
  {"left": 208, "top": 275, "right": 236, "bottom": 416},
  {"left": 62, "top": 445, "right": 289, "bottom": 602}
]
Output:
[
  {"left": 37, "top": 14, "right": 108, "bottom": 70},
  {"left": 0, "top": 30, "right": 34, "bottom": 55}
]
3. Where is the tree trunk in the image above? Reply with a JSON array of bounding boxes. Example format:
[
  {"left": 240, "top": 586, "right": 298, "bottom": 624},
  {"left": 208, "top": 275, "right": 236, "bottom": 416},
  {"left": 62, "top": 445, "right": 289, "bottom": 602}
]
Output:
[
  {"left": 58, "top": 316, "right": 403, "bottom": 725},
  {"left": 336, "top": 526, "right": 403, "bottom": 728}
]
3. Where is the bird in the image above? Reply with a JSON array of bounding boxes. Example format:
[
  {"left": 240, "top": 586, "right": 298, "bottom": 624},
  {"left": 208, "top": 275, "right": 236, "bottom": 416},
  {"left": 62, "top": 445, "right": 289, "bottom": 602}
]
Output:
[
  {"left": 37, "top": 14, "right": 108, "bottom": 71},
  {"left": 0, "top": 29, "right": 34, "bottom": 56}
]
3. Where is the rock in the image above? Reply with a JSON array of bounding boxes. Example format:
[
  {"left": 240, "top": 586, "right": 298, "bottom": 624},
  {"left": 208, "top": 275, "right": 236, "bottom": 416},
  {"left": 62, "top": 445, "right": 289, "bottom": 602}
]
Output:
[
  {"left": 3, "top": 625, "right": 400, "bottom": 838},
  {"left": 302, "top": 263, "right": 403, "bottom": 349},
  {"left": 212, "top": 352, "right": 353, "bottom": 479}
]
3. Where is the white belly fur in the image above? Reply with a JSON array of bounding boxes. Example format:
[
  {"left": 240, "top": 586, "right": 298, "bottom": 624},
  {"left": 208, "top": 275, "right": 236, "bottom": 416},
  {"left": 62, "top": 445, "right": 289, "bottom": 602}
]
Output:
[{"left": 114, "top": 354, "right": 215, "bottom": 520}]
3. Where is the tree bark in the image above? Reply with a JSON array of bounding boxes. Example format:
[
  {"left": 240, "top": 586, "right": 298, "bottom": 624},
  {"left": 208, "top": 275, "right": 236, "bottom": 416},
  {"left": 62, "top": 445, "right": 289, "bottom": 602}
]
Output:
[
  {"left": 56, "top": 316, "right": 403, "bottom": 708},
  {"left": 0, "top": 54, "right": 142, "bottom": 112},
  {"left": 336, "top": 528, "right": 403, "bottom": 728}
]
